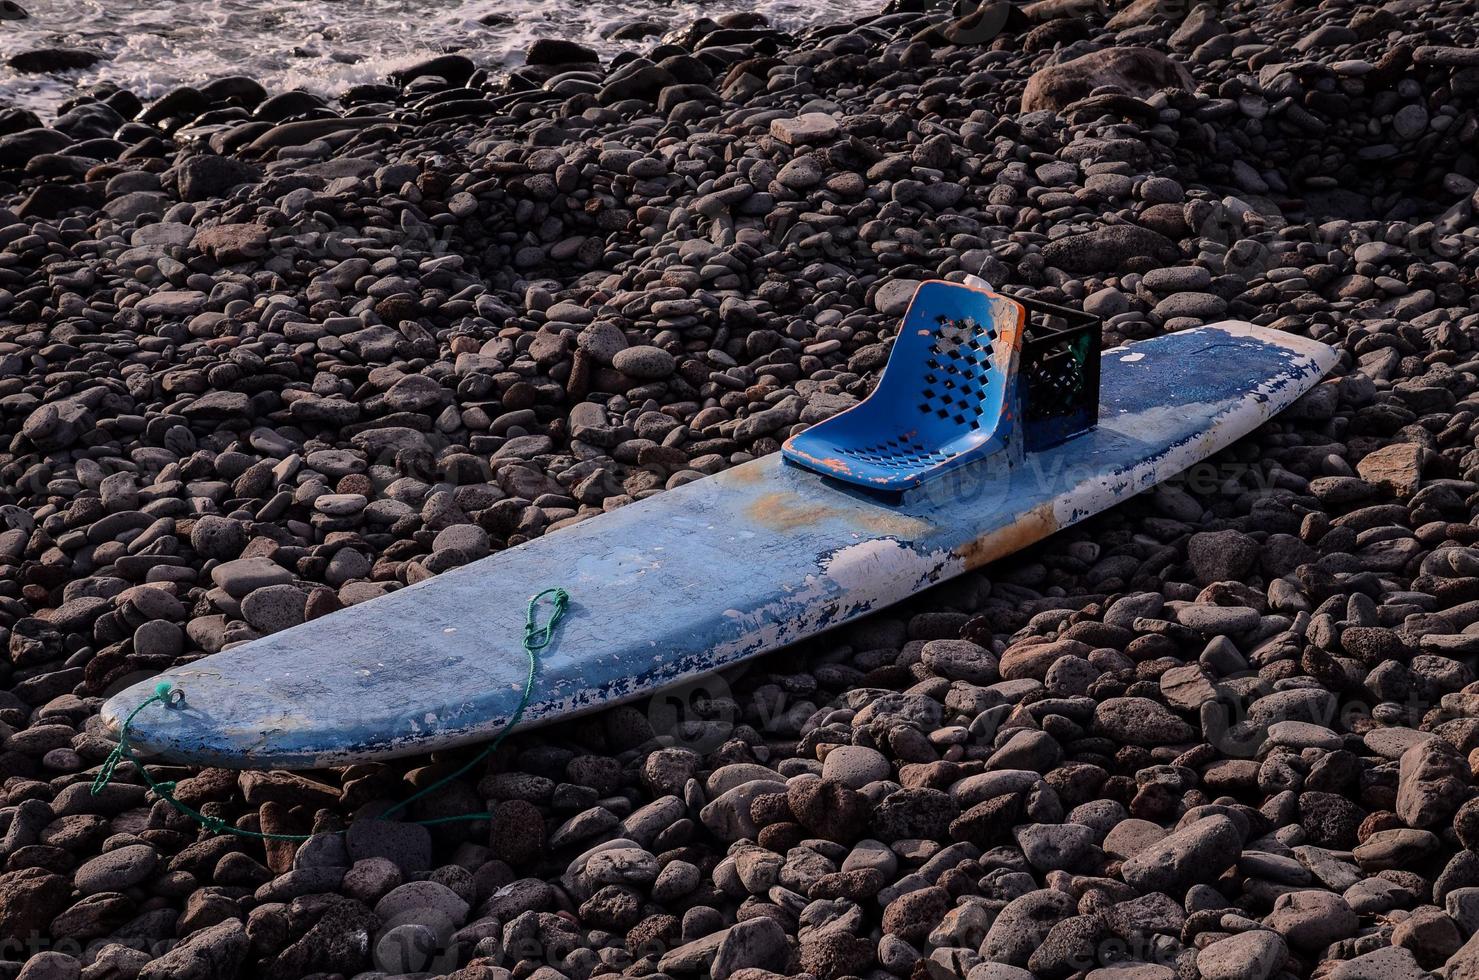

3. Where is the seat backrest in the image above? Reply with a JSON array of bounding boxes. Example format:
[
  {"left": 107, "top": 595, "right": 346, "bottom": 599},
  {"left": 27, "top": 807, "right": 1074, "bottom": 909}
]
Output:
[{"left": 880, "top": 280, "right": 1026, "bottom": 450}]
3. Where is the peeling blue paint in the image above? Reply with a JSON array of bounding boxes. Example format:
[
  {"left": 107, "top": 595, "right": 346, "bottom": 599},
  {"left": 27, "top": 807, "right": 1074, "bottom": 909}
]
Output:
[{"left": 100, "top": 323, "right": 1337, "bottom": 768}]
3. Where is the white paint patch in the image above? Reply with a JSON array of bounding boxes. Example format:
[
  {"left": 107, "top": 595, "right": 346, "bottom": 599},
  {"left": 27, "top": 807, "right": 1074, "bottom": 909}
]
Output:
[
  {"left": 1120, "top": 352, "right": 1144, "bottom": 362},
  {"left": 820, "top": 537, "right": 953, "bottom": 591},
  {"left": 712, "top": 538, "right": 965, "bottom": 663},
  {"left": 1101, "top": 398, "right": 1224, "bottom": 438}
]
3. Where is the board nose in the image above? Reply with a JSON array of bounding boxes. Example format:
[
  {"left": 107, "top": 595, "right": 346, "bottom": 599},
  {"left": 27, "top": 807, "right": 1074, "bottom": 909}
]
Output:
[
  {"left": 100, "top": 672, "right": 194, "bottom": 759},
  {"left": 101, "top": 669, "right": 291, "bottom": 768}
]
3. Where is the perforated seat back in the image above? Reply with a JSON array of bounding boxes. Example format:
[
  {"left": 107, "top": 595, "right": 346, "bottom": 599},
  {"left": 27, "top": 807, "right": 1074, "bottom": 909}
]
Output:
[{"left": 782, "top": 280, "right": 1026, "bottom": 492}]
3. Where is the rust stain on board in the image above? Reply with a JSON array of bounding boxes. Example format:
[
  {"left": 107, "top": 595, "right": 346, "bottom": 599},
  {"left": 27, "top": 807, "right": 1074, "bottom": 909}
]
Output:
[
  {"left": 781, "top": 443, "right": 856, "bottom": 477},
  {"left": 726, "top": 465, "right": 766, "bottom": 486},
  {"left": 954, "top": 502, "right": 1057, "bottom": 569},
  {"left": 745, "top": 491, "right": 934, "bottom": 540}
]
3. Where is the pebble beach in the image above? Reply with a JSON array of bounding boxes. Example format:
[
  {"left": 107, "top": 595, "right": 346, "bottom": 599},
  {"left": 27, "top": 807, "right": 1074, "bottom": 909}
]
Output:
[{"left": 2, "top": 0, "right": 1479, "bottom": 978}]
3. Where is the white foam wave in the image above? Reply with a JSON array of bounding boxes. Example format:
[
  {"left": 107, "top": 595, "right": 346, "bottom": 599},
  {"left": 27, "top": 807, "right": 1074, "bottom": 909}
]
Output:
[{"left": 0, "top": 0, "right": 883, "bottom": 118}]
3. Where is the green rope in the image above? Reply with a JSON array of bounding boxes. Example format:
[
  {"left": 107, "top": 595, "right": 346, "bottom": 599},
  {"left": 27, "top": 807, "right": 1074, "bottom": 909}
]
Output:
[
  {"left": 91, "top": 586, "right": 570, "bottom": 843},
  {"left": 380, "top": 586, "right": 566, "bottom": 820}
]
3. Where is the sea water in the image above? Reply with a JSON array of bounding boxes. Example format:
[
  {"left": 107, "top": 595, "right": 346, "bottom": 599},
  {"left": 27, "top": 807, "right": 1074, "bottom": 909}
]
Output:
[{"left": 0, "top": 0, "right": 883, "bottom": 118}]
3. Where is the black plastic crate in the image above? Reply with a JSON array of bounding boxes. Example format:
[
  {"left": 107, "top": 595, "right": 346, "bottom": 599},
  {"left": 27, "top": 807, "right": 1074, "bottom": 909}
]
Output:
[{"left": 1010, "top": 293, "right": 1102, "bottom": 451}]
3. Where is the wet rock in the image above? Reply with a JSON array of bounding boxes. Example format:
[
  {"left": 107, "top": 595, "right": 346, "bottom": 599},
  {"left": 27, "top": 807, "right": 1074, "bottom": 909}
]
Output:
[
  {"left": 7, "top": 48, "right": 105, "bottom": 73},
  {"left": 1, "top": 3, "right": 1478, "bottom": 975}
]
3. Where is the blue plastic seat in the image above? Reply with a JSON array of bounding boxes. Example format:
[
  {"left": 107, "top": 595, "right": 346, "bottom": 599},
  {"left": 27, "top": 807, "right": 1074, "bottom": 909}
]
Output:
[{"left": 783, "top": 280, "right": 1027, "bottom": 493}]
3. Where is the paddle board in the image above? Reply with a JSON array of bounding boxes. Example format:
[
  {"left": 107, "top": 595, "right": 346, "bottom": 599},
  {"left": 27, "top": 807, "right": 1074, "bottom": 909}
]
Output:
[{"left": 100, "top": 321, "right": 1337, "bottom": 768}]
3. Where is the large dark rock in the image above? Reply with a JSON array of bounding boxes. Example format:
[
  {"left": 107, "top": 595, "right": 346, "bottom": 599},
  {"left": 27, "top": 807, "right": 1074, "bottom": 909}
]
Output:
[
  {"left": 16, "top": 181, "right": 105, "bottom": 220},
  {"left": 526, "top": 38, "right": 599, "bottom": 65},
  {"left": 1120, "top": 815, "right": 1243, "bottom": 894},
  {"left": 262, "top": 898, "right": 378, "bottom": 980},
  {"left": 1021, "top": 46, "right": 1194, "bottom": 112},
  {"left": 0, "top": 127, "right": 73, "bottom": 168},
  {"left": 198, "top": 74, "right": 269, "bottom": 107},
  {"left": 393, "top": 54, "right": 476, "bottom": 87},
  {"left": 0, "top": 106, "right": 43, "bottom": 136},
  {"left": 0, "top": 868, "right": 73, "bottom": 941},
  {"left": 176, "top": 153, "right": 262, "bottom": 200},
  {"left": 1041, "top": 223, "right": 1182, "bottom": 274},
  {"left": 8, "top": 48, "right": 106, "bottom": 73},
  {"left": 138, "top": 85, "right": 210, "bottom": 126},
  {"left": 138, "top": 919, "right": 251, "bottom": 980},
  {"left": 253, "top": 90, "right": 328, "bottom": 121},
  {"left": 52, "top": 102, "right": 125, "bottom": 141}
]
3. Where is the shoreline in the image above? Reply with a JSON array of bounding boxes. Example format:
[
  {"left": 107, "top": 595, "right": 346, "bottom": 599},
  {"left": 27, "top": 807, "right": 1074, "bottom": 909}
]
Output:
[
  {"left": 0, "top": 3, "right": 882, "bottom": 121},
  {"left": 2, "top": 0, "right": 1479, "bottom": 978}
]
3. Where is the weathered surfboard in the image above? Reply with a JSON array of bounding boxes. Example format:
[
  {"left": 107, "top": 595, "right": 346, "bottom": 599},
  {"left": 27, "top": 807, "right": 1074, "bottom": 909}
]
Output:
[{"left": 101, "top": 322, "right": 1337, "bottom": 768}]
